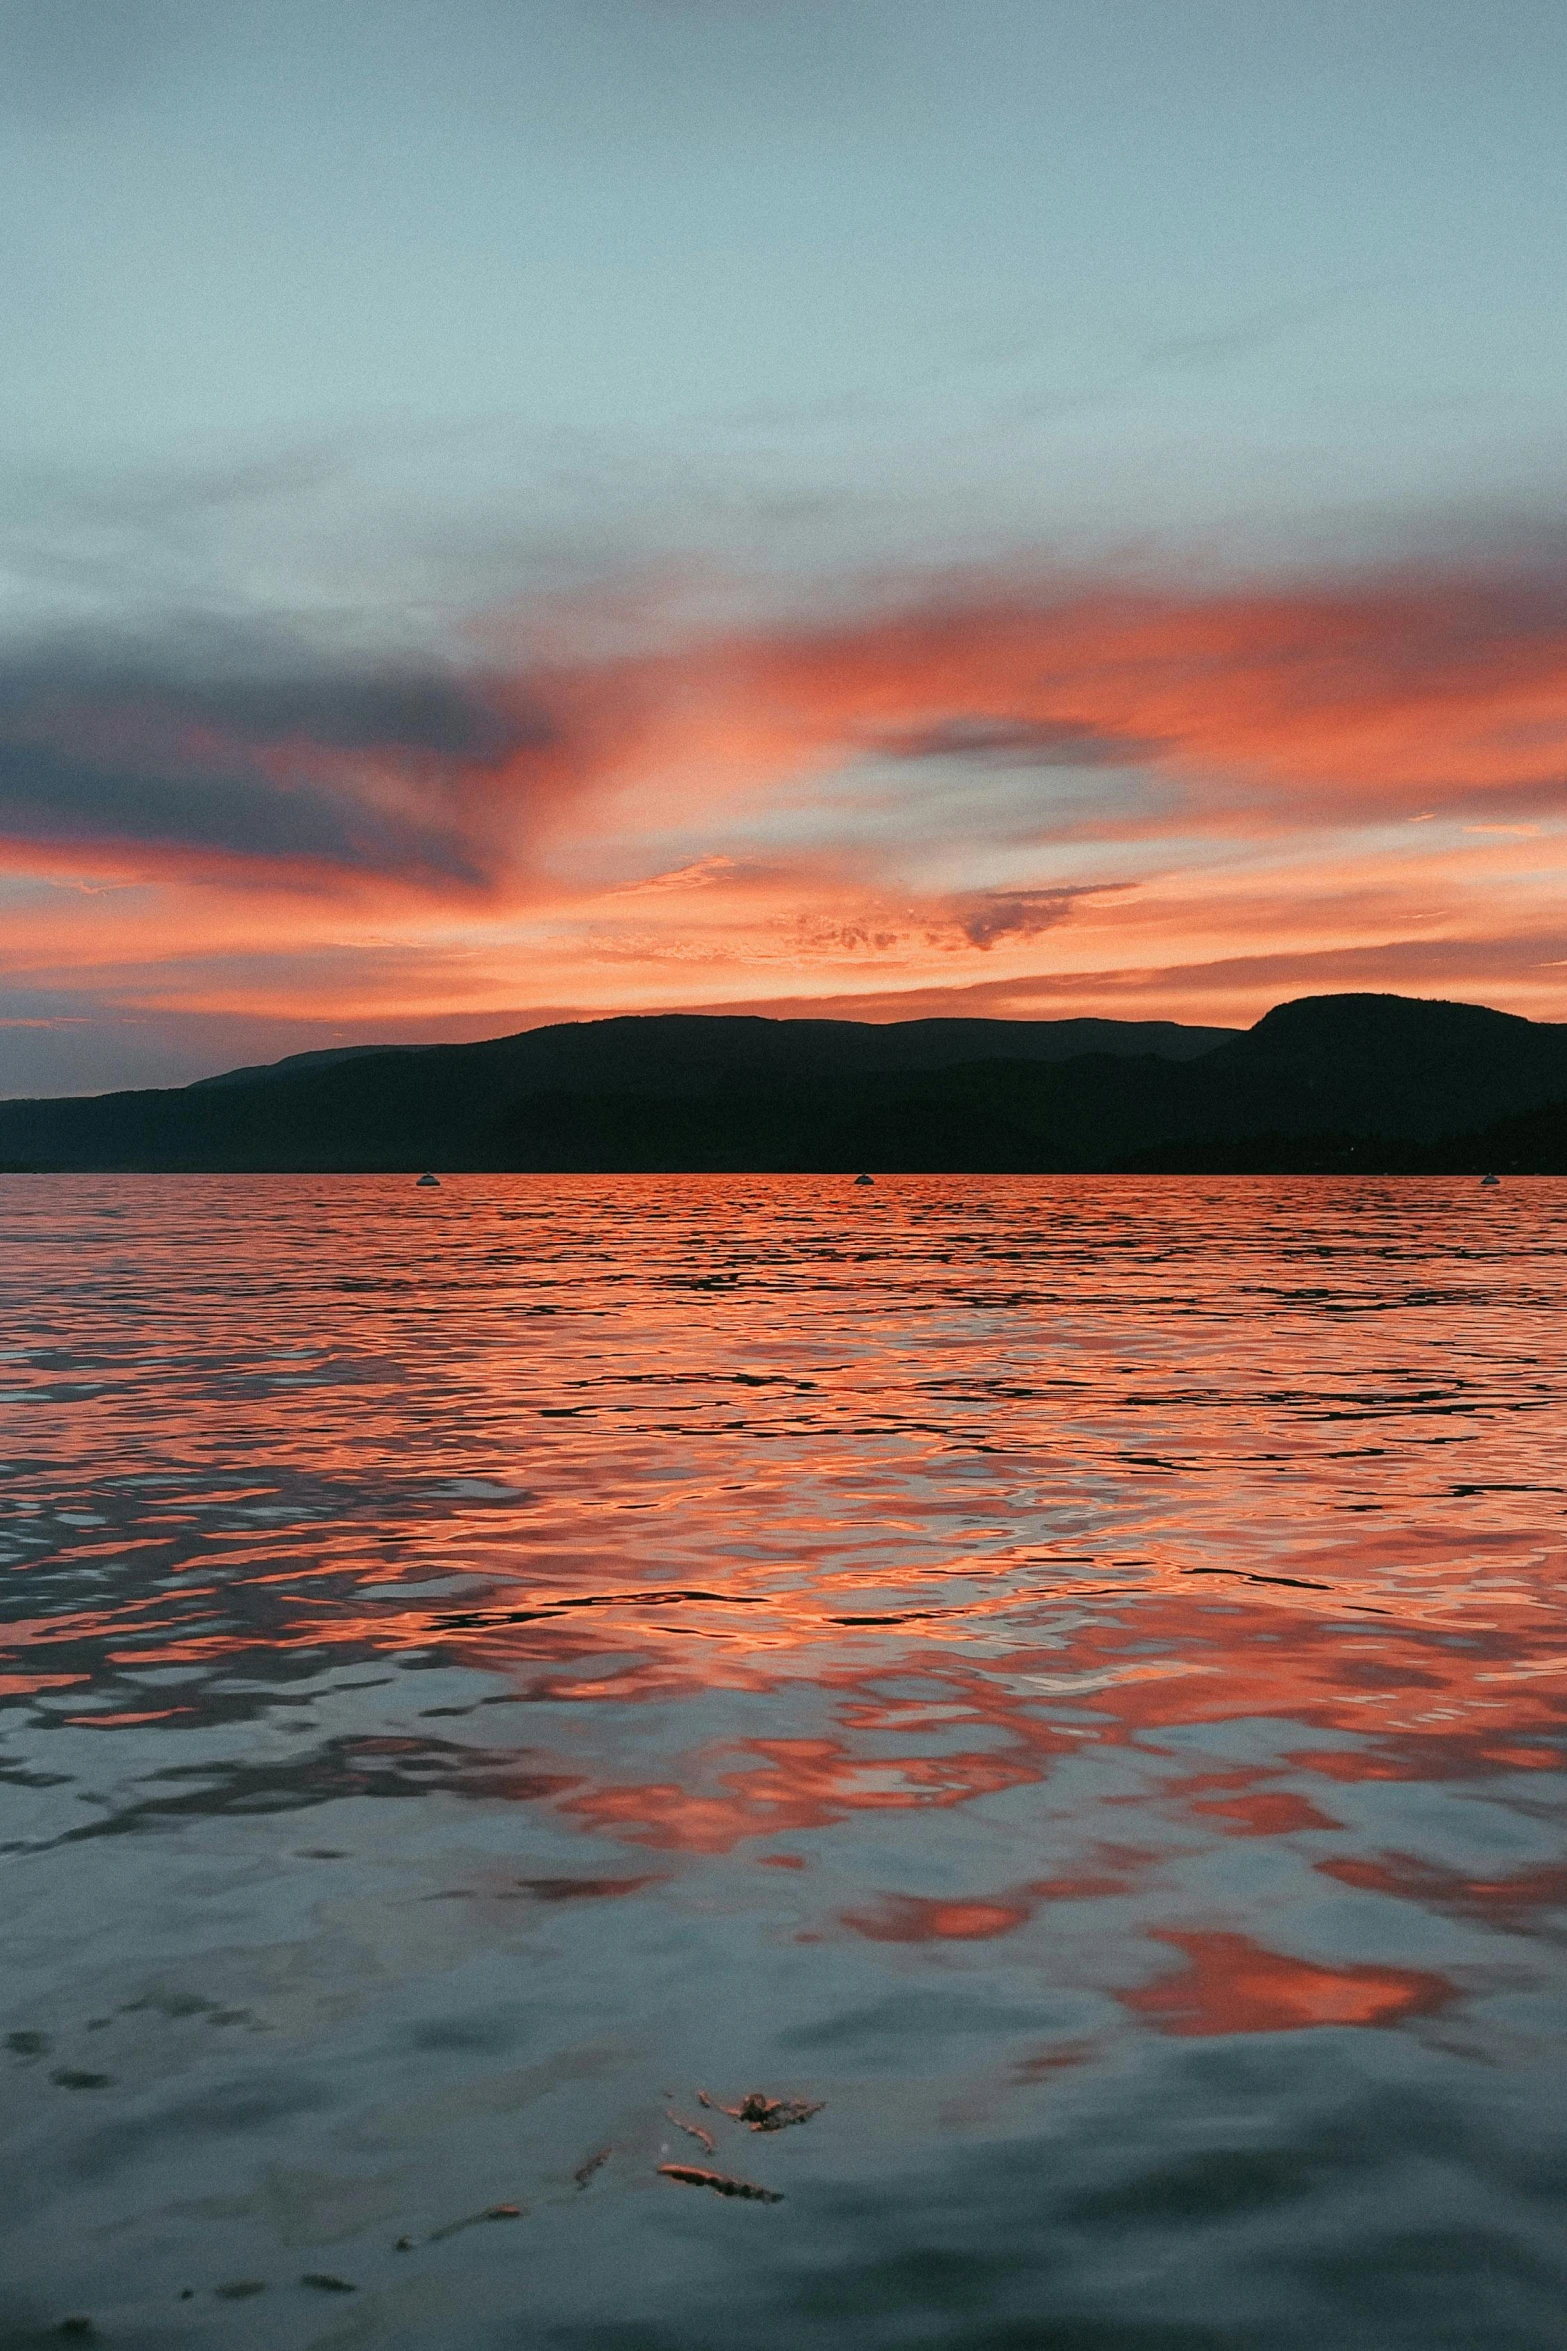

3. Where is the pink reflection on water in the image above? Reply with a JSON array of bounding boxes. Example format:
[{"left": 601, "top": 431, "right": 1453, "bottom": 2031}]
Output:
[
  {"left": 1317, "top": 1853, "right": 1567, "bottom": 1933},
  {"left": 842, "top": 1851, "right": 1155, "bottom": 1943},
  {"left": 1122, "top": 1931, "right": 1455, "bottom": 2036},
  {"left": 1, "top": 1169, "right": 1563, "bottom": 2052}
]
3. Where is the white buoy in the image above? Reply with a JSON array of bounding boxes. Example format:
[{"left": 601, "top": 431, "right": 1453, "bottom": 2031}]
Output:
[
  {"left": 1480, "top": 1172, "right": 1499, "bottom": 1187},
  {"left": 854, "top": 1172, "right": 874, "bottom": 1186},
  {"left": 417, "top": 1172, "right": 441, "bottom": 1187}
]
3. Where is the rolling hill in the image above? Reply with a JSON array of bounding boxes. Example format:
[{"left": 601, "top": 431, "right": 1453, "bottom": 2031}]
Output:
[{"left": 1, "top": 995, "right": 1565, "bottom": 1173}]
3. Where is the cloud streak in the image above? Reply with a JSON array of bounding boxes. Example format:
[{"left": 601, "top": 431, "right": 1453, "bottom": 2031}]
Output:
[
  {"left": 0, "top": 635, "right": 547, "bottom": 889},
  {"left": 11, "top": 555, "right": 1567, "bottom": 882},
  {"left": 878, "top": 714, "right": 1157, "bottom": 767},
  {"left": 3, "top": 547, "right": 1567, "bottom": 1087}
]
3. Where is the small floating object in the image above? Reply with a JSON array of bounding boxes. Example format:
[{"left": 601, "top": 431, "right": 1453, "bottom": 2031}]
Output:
[
  {"left": 658, "top": 2164, "right": 782, "bottom": 2203},
  {"left": 426, "top": 2203, "right": 523, "bottom": 2244},
  {"left": 573, "top": 2144, "right": 613, "bottom": 2189},
  {"left": 1480, "top": 1172, "right": 1500, "bottom": 1186},
  {"left": 723, "top": 2106, "right": 826, "bottom": 2144},
  {"left": 300, "top": 2273, "right": 356, "bottom": 2293},
  {"left": 854, "top": 1172, "right": 874, "bottom": 1186},
  {"left": 416, "top": 1172, "right": 441, "bottom": 1188},
  {"left": 699, "top": 2088, "right": 825, "bottom": 2132}
]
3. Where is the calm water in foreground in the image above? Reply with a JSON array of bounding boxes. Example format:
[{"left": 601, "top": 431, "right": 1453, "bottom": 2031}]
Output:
[{"left": 1, "top": 1175, "right": 1564, "bottom": 2349}]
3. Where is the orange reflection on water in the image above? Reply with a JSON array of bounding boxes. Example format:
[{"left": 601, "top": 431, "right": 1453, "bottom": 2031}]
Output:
[
  {"left": 2, "top": 1171, "right": 1563, "bottom": 2062},
  {"left": 842, "top": 1852, "right": 1153, "bottom": 1943},
  {"left": 1122, "top": 1931, "right": 1455, "bottom": 2036},
  {"left": 844, "top": 1894, "right": 1036, "bottom": 1942},
  {"left": 563, "top": 1732, "right": 1044, "bottom": 1852},
  {"left": 1317, "top": 1853, "right": 1567, "bottom": 1934},
  {"left": 1163, "top": 1772, "right": 1343, "bottom": 1836}
]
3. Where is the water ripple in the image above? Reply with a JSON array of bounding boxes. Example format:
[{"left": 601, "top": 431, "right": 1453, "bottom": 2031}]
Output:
[{"left": 0, "top": 1174, "right": 1564, "bottom": 2346}]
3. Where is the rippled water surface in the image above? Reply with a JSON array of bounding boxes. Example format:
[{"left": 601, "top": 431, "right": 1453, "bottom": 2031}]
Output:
[{"left": 2, "top": 1174, "right": 1565, "bottom": 2349}]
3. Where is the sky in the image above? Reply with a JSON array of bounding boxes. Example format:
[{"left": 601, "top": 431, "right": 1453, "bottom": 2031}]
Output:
[{"left": 3, "top": 0, "right": 1567, "bottom": 1094}]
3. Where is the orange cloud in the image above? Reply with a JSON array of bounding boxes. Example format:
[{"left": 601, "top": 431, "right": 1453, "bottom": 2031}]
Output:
[{"left": 5, "top": 555, "right": 1567, "bottom": 1061}]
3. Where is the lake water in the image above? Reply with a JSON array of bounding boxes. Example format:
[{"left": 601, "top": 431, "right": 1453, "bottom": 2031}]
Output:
[{"left": 1, "top": 1174, "right": 1564, "bottom": 2349}]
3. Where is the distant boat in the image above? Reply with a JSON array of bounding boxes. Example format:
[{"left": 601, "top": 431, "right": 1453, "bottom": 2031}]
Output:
[
  {"left": 1480, "top": 1172, "right": 1500, "bottom": 1187},
  {"left": 417, "top": 1173, "right": 441, "bottom": 1188},
  {"left": 854, "top": 1172, "right": 874, "bottom": 1186}
]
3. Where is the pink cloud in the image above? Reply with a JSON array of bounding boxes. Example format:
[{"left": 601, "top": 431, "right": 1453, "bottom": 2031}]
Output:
[{"left": 4, "top": 553, "right": 1567, "bottom": 1056}]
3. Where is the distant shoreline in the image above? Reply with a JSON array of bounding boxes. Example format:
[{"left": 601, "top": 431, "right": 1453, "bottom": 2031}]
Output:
[{"left": 3, "top": 993, "right": 1566, "bottom": 1176}]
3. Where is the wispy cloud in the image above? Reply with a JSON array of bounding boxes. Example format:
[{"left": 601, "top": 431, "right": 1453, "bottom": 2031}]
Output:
[
  {"left": 950, "top": 886, "right": 1118, "bottom": 949},
  {"left": 878, "top": 715, "right": 1157, "bottom": 767}
]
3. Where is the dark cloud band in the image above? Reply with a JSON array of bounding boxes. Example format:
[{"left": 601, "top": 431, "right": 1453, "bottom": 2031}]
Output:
[{"left": 0, "top": 633, "right": 548, "bottom": 884}]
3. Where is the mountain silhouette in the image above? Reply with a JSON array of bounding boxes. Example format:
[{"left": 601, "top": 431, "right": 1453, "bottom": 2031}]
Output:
[{"left": 2, "top": 994, "right": 1565, "bottom": 1173}]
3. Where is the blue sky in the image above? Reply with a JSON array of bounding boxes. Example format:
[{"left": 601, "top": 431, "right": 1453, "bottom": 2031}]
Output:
[{"left": 4, "top": 1, "right": 1567, "bottom": 1092}]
